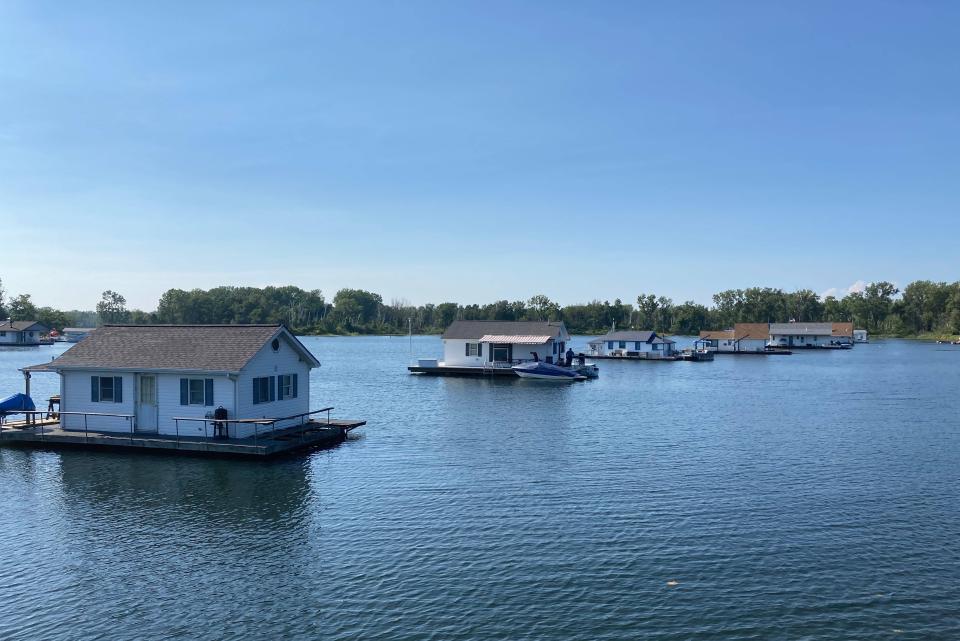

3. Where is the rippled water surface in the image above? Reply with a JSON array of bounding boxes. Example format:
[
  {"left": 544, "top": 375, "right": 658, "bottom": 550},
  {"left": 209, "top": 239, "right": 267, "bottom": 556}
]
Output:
[{"left": 2, "top": 337, "right": 959, "bottom": 640}]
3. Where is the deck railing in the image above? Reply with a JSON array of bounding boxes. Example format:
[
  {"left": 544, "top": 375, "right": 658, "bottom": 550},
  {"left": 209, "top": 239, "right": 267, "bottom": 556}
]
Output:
[
  {"left": 1, "top": 407, "right": 336, "bottom": 448},
  {"left": 0, "top": 409, "right": 135, "bottom": 444},
  {"left": 171, "top": 407, "right": 335, "bottom": 446}
]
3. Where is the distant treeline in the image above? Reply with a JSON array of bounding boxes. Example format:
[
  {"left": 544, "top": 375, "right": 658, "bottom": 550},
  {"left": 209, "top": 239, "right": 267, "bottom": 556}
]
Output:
[{"left": 2, "top": 278, "right": 959, "bottom": 338}]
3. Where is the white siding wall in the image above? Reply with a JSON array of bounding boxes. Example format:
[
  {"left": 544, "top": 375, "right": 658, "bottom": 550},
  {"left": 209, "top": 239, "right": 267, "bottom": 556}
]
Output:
[
  {"left": 592, "top": 340, "right": 674, "bottom": 356},
  {"left": 158, "top": 374, "right": 235, "bottom": 437},
  {"left": 443, "top": 339, "right": 562, "bottom": 366},
  {"left": 235, "top": 337, "right": 312, "bottom": 438},
  {"left": 769, "top": 332, "right": 831, "bottom": 346},
  {"left": 443, "top": 339, "right": 486, "bottom": 367},
  {"left": 738, "top": 338, "right": 768, "bottom": 352},
  {"left": 61, "top": 371, "right": 136, "bottom": 433}
]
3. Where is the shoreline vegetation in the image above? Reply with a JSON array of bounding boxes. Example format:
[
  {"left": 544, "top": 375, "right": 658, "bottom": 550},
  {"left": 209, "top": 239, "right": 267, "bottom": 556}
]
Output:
[{"left": 1, "top": 279, "right": 959, "bottom": 341}]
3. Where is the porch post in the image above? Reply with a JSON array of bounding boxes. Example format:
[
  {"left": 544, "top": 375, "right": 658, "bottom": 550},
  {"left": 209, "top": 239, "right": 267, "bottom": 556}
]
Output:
[{"left": 23, "top": 371, "right": 31, "bottom": 425}]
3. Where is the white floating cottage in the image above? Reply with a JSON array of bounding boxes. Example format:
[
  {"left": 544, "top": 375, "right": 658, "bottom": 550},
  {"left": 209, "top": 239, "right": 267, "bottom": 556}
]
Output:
[
  {"left": 768, "top": 322, "right": 854, "bottom": 349},
  {"left": 698, "top": 323, "right": 771, "bottom": 353},
  {"left": 587, "top": 330, "right": 677, "bottom": 358},
  {"left": 854, "top": 329, "right": 868, "bottom": 343},
  {"left": 62, "top": 327, "right": 96, "bottom": 343},
  {"left": 410, "top": 320, "right": 572, "bottom": 375},
  {"left": 0, "top": 321, "right": 49, "bottom": 346},
  {"left": 23, "top": 324, "right": 321, "bottom": 438}
]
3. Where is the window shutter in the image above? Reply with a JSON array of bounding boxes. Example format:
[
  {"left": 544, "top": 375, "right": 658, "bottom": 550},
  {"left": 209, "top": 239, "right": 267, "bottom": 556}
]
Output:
[
  {"left": 180, "top": 378, "right": 189, "bottom": 405},
  {"left": 114, "top": 377, "right": 123, "bottom": 403},
  {"left": 477, "top": 343, "right": 482, "bottom": 358},
  {"left": 91, "top": 376, "right": 100, "bottom": 402},
  {"left": 269, "top": 376, "right": 276, "bottom": 402},
  {"left": 292, "top": 373, "right": 298, "bottom": 398},
  {"left": 465, "top": 342, "right": 470, "bottom": 356},
  {"left": 253, "top": 378, "right": 259, "bottom": 405},
  {"left": 204, "top": 379, "right": 214, "bottom": 406}
]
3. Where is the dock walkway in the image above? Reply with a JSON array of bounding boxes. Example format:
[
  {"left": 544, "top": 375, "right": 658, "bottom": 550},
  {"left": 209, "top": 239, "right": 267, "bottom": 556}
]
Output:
[{"left": 0, "top": 418, "right": 366, "bottom": 458}]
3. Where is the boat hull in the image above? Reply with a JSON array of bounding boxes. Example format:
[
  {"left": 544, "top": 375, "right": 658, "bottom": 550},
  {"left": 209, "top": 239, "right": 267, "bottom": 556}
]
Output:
[{"left": 512, "top": 362, "right": 585, "bottom": 381}]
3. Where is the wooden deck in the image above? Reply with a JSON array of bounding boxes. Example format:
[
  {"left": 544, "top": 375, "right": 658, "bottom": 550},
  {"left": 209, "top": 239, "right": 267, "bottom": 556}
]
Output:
[{"left": 0, "top": 418, "right": 366, "bottom": 458}]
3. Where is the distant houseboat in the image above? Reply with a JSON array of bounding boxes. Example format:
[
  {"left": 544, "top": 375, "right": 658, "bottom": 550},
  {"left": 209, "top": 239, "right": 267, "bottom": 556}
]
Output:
[
  {"left": 587, "top": 331, "right": 677, "bottom": 359},
  {"left": 699, "top": 323, "right": 772, "bottom": 353},
  {"left": 62, "top": 327, "right": 96, "bottom": 343},
  {"left": 0, "top": 321, "right": 49, "bottom": 347},
  {"left": 768, "top": 322, "right": 854, "bottom": 349},
  {"left": 854, "top": 329, "right": 868, "bottom": 343},
  {"left": 409, "top": 320, "right": 580, "bottom": 377}
]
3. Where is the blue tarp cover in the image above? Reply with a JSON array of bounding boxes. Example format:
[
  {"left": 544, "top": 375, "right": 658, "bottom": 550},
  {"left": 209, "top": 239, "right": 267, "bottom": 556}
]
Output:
[{"left": 0, "top": 393, "right": 36, "bottom": 413}]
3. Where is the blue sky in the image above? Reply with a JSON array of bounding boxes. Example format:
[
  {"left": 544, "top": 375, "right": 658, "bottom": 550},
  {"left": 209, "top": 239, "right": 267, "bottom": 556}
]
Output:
[{"left": 1, "top": 1, "right": 958, "bottom": 311}]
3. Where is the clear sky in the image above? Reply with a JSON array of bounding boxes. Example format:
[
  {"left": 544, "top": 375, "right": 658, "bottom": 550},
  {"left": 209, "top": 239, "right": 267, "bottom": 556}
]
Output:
[{"left": 1, "top": 1, "right": 957, "bottom": 311}]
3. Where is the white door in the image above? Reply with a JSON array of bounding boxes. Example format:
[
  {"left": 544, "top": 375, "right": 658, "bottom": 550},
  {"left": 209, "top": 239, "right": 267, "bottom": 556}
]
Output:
[{"left": 136, "top": 375, "right": 158, "bottom": 432}]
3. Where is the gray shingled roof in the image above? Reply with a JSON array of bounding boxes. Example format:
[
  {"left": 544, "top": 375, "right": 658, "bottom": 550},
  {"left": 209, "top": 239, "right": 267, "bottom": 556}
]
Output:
[
  {"left": 441, "top": 320, "right": 569, "bottom": 340},
  {"left": 588, "top": 330, "right": 675, "bottom": 344},
  {"left": 1, "top": 320, "right": 48, "bottom": 332},
  {"left": 29, "top": 325, "right": 318, "bottom": 373},
  {"left": 768, "top": 322, "right": 834, "bottom": 335}
]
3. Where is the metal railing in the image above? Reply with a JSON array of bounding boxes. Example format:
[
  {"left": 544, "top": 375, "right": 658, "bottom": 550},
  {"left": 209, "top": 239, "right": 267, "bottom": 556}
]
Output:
[
  {"left": 172, "top": 407, "right": 335, "bottom": 446},
  {"left": 0, "top": 407, "right": 337, "bottom": 449},
  {"left": 0, "top": 409, "right": 135, "bottom": 444}
]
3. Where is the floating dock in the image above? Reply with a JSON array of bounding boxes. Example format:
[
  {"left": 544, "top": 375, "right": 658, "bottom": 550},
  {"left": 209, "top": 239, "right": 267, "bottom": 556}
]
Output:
[
  {"left": 712, "top": 349, "right": 793, "bottom": 356},
  {"left": 408, "top": 364, "right": 519, "bottom": 377},
  {"left": 0, "top": 418, "right": 366, "bottom": 458}
]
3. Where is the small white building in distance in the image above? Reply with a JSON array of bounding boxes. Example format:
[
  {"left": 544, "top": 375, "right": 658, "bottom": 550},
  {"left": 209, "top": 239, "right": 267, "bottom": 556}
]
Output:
[
  {"left": 854, "top": 329, "right": 868, "bottom": 343},
  {"left": 768, "top": 322, "right": 854, "bottom": 348},
  {"left": 698, "top": 323, "right": 771, "bottom": 353},
  {"left": 0, "top": 320, "right": 49, "bottom": 346},
  {"left": 587, "top": 330, "right": 677, "bottom": 357},
  {"left": 24, "top": 324, "right": 320, "bottom": 438},
  {"left": 438, "top": 320, "right": 572, "bottom": 367}
]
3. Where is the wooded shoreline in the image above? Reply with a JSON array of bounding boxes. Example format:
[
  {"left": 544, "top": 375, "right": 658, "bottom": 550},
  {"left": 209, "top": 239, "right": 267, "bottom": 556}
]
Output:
[{"left": 2, "top": 280, "right": 958, "bottom": 340}]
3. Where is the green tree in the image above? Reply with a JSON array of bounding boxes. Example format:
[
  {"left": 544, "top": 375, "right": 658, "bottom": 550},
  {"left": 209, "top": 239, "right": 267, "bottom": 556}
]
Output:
[
  {"left": 96, "top": 290, "right": 130, "bottom": 325},
  {"left": 8, "top": 293, "right": 37, "bottom": 320}
]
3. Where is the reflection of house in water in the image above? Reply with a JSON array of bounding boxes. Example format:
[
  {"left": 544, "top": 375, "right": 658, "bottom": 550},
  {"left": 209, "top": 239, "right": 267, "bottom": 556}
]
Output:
[{"left": 56, "top": 452, "right": 314, "bottom": 530}]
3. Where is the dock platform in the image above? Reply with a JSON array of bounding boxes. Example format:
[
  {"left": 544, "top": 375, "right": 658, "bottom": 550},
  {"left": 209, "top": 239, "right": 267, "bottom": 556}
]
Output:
[
  {"left": 0, "top": 418, "right": 366, "bottom": 458},
  {"left": 408, "top": 365, "right": 519, "bottom": 377}
]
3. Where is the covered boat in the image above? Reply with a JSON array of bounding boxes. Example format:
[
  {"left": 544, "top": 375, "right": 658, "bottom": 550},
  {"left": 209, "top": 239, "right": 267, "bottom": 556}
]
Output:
[
  {"left": 0, "top": 393, "right": 35, "bottom": 417},
  {"left": 512, "top": 362, "right": 586, "bottom": 381}
]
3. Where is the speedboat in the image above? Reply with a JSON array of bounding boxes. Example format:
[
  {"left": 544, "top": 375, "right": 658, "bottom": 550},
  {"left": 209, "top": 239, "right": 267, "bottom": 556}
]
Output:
[{"left": 512, "top": 362, "right": 586, "bottom": 381}]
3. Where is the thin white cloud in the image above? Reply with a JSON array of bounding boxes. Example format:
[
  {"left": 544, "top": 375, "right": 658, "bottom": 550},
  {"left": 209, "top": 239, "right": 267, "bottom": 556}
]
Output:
[{"left": 846, "top": 280, "right": 867, "bottom": 294}]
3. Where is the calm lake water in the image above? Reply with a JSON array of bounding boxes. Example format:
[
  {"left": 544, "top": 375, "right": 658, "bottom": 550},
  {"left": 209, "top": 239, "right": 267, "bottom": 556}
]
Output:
[{"left": 1, "top": 337, "right": 959, "bottom": 640}]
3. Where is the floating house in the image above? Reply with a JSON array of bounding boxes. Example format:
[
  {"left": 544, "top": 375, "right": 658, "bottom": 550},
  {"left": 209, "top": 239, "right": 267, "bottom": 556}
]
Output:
[
  {"left": 587, "top": 331, "right": 677, "bottom": 358},
  {"left": 699, "top": 323, "right": 771, "bottom": 353},
  {"left": 854, "top": 329, "right": 868, "bottom": 343},
  {"left": 410, "top": 320, "right": 572, "bottom": 376},
  {"left": 768, "top": 322, "right": 854, "bottom": 348},
  {"left": 0, "top": 320, "right": 49, "bottom": 346},
  {"left": 21, "top": 324, "right": 324, "bottom": 438},
  {"left": 62, "top": 327, "right": 96, "bottom": 343}
]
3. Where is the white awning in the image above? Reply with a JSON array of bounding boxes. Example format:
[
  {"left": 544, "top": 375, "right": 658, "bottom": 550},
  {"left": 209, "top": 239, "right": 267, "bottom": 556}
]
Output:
[{"left": 478, "top": 334, "right": 552, "bottom": 345}]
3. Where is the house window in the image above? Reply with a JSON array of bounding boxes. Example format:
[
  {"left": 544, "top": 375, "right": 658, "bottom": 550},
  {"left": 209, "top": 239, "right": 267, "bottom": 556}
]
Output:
[
  {"left": 607, "top": 341, "right": 614, "bottom": 349},
  {"left": 279, "top": 374, "right": 298, "bottom": 400},
  {"left": 492, "top": 344, "right": 511, "bottom": 362},
  {"left": 634, "top": 342, "right": 642, "bottom": 350},
  {"left": 100, "top": 377, "right": 114, "bottom": 401},
  {"left": 253, "top": 376, "right": 274, "bottom": 404},
  {"left": 179, "top": 378, "right": 214, "bottom": 406},
  {"left": 91, "top": 376, "right": 123, "bottom": 403},
  {"left": 618, "top": 341, "right": 626, "bottom": 349},
  {"left": 465, "top": 343, "right": 481, "bottom": 357},
  {"left": 653, "top": 343, "right": 661, "bottom": 351}
]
